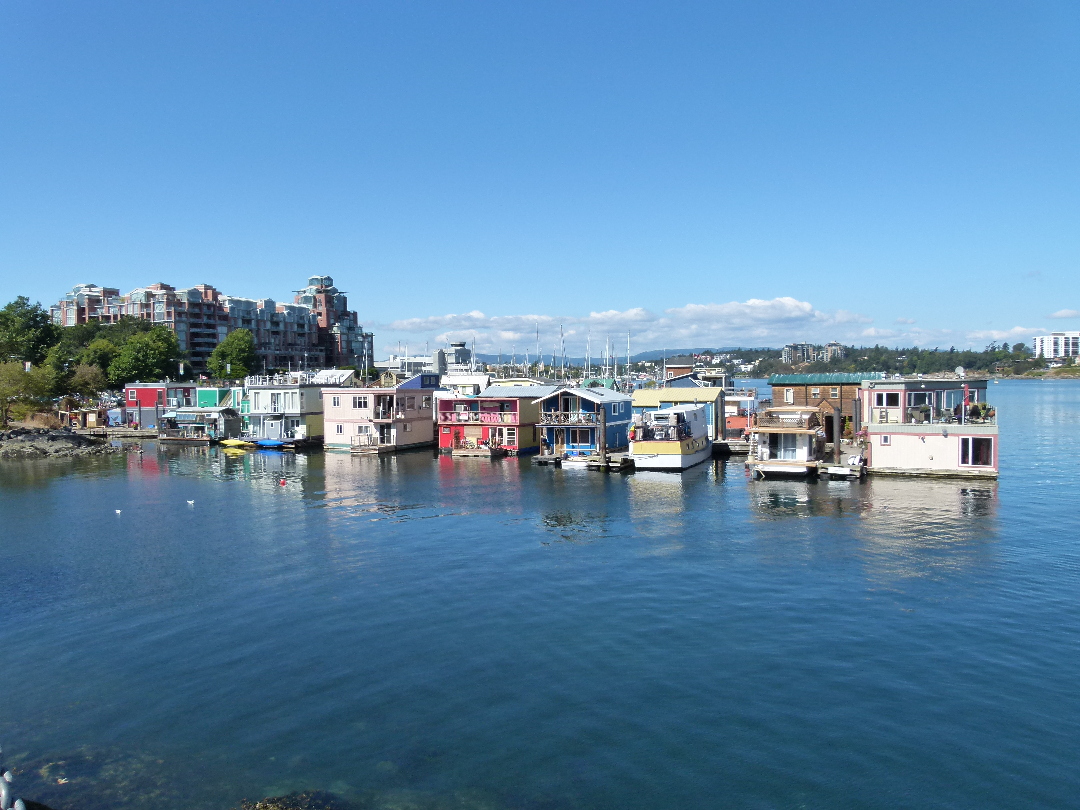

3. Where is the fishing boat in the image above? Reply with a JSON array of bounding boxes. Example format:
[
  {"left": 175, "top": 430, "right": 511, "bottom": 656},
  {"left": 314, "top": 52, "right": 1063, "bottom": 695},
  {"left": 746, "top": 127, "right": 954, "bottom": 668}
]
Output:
[{"left": 629, "top": 404, "right": 712, "bottom": 471}]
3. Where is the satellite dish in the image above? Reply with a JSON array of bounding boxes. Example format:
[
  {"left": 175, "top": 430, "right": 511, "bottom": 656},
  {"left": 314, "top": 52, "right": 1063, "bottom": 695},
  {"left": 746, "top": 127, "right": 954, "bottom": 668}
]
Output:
[{"left": 955, "top": 366, "right": 965, "bottom": 378}]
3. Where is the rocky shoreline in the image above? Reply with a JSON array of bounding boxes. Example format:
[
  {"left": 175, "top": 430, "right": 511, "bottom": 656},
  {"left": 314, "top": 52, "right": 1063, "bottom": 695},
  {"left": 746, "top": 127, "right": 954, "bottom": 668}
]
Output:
[{"left": 0, "top": 428, "right": 124, "bottom": 460}]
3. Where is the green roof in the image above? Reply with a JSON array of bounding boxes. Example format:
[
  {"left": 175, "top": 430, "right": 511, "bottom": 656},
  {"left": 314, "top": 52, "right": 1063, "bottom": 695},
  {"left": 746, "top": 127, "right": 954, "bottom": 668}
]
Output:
[{"left": 768, "top": 372, "right": 885, "bottom": 384}]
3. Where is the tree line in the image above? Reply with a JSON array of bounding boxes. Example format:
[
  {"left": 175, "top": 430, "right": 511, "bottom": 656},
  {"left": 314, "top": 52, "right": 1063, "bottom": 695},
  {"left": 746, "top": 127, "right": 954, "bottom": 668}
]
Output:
[{"left": 0, "top": 296, "right": 257, "bottom": 424}]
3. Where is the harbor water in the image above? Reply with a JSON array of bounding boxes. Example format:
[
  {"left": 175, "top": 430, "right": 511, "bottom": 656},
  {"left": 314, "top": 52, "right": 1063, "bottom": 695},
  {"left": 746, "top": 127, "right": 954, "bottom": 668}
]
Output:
[{"left": 1, "top": 380, "right": 1078, "bottom": 809}]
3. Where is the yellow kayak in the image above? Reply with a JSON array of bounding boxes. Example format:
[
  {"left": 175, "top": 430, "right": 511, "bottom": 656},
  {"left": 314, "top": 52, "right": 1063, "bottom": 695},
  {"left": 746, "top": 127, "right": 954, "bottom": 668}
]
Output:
[{"left": 220, "top": 438, "right": 255, "bottom": 448}]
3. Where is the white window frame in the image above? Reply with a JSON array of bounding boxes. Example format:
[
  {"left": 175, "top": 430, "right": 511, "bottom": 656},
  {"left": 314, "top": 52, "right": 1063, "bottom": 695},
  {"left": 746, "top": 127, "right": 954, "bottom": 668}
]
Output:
[
  {"left": 830, "top": 387, "right": 840, "bottom": 399},
  {"left": 784, "top": 388, "right": 794, "bottom": 404},
  {"left": 880, "top": 434, "right": 890, "bottom": 445},
  {"left": 335, "top": 424, "right": 344, "bottom": 434},
  {"left": 332, "top": 396, "right": 340, "bottom": 407}
]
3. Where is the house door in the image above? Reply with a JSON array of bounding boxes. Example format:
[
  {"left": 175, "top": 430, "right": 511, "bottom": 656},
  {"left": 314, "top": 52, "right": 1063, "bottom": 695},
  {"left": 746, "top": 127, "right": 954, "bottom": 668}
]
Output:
[
  {"left": 379, "top": 424, "right": 394, "bottom": 444},
  {"left": 491, "top": 426, "right": 505, "bottom": 446},
  {"left": 554, "top": 428, "right": 566, "bottom": 453},
  {"left": 265, "top": 417, "right": 283, "bottom": 439}
]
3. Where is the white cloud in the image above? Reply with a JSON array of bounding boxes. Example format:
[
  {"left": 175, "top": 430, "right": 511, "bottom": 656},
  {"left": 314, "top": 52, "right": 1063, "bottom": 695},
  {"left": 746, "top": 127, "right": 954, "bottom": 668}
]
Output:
[
  {"left": 861, "top": 327, "right": 898, "bottom": 339},
  {"left": 895, "top": 317, "right": 916, "bottom": 324},
  {"left": 966, "top": 326, "right": 1043, "bottom": 341},
  {"left": 1049, "top": 309, "right": 1079, "bottom": 319},
  {"left": 376, "top": 296, "right": 877, "bottom": 355}
]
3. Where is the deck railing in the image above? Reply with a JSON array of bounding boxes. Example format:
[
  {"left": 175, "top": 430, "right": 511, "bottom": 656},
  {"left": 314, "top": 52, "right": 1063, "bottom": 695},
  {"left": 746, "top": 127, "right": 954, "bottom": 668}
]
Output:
[
  {"left": 754, "top": 414, "right": 819, "bottom": 429},
  {"left": 438, "top": 411, "right": 517, "bottom": 424},
  {"left": 539, "top": 411, "right": 598, "bottom": 425}
]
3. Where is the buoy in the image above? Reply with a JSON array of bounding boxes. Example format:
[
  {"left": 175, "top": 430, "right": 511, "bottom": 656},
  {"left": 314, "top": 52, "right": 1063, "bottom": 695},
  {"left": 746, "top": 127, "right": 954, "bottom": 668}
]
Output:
[{"left": 279, "top": 478, "right": 287, "bottom": 486}]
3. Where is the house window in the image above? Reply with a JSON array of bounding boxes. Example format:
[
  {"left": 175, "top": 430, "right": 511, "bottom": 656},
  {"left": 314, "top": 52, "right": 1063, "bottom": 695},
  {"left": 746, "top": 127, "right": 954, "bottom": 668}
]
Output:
[
  {"left": 357, "top": 424, "right": 369, "bottom": 434},
  {"left": 335, "top": 424, "right": 343, "bottom": 434},
  {"left": 830, "top": 387, "right": 840, "bottom": 399},
  {"left": 442, "top": 426, "right": 450, "bottom": 434},
  {"left": 128, "top": 390, "right": 136, "bottom": 401},
  {"left": 811, "top": 388, "right": 820, "bottom": 398},
  {"left": 506, "top": 427, "right": 517, "bottom": 446},
  {"left": 422, "top": 396, "right": 432, "bottom": 409},
  {"left": 352, "top": 396, "right": 368, "bottom": 409},
  {"left": 880, "top": 435, "right": 890, "bottom": 445},
  {"left": 961, "top": 437, "right": 993, "bottom": 466},
  {"left": 784, "top": 388, "right": 794, "bottom": 404},
  {"left": 332, "top": 396, "right": 340, "bottom": 408},
  {"left": 406, "top": 396, "right": 416, "bottom": 410},
  {"left": 570, "top": 428, "right": 591, "bottom": 444},
  {"left": 402, "top": 422, "right": 412, "bottom": 432},
  {"left": 874, "top": 392, "right": 900, "bottom": 407}
]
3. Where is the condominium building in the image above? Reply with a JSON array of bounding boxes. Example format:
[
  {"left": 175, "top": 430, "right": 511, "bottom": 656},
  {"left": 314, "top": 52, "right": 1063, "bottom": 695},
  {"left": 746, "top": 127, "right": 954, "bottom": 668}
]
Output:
[
  {"left": 51, "top": 274, "right": 374, "bottom": 374},
  {"left": 1032, "top": 332, "right": 1080, "bottom": 359}
]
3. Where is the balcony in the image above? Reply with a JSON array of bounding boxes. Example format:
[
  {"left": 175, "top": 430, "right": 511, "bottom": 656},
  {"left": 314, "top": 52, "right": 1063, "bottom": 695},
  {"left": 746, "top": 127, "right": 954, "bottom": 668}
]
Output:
[
  {"left": 538, "top": 411, "right": 598, "bottom": 426},
  {"left": 438, "top": 411, "right": 518, "bottom": 424},
  {"left": 871, "top": 406, "right": 997, "bottom": 426},
  {"left": 754, "top": 413, "right": 820, "bottom": 430}
]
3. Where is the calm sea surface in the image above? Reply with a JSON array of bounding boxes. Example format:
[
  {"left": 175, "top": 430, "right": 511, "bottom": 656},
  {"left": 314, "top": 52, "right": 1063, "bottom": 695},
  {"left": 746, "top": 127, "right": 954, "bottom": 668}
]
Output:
[{"left": 1, "top": 380, "right": 1079, "bottom": 810}]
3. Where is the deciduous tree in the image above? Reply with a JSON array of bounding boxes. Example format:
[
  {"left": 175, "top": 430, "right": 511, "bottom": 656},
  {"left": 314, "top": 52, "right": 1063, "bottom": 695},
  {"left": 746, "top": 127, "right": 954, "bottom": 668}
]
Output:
[{"left": 208, "top": 329, "right": 258, "bottom": 379}]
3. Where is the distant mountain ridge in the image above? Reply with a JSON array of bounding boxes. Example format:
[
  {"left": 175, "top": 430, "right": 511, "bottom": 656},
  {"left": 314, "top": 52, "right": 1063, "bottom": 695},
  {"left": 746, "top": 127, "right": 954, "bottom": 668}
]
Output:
[{"left": 475, "top": 347, "right": 771, "bottom": 365}]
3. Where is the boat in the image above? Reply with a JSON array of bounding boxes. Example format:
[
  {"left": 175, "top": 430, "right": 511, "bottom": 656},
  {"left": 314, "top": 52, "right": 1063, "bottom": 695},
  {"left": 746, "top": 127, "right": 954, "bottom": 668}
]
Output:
[
  {"left": 629, "top": 403, "right": 712, "bottom": 471},
  {"left": 255, "top": 438, "right": 287, "bottom": 449}
]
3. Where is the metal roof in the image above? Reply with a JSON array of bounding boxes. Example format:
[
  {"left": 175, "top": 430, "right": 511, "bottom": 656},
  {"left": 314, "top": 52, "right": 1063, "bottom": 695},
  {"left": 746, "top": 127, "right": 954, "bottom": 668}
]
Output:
[{"left": 768, "top": 373, "right": 886, "bottom": 384}]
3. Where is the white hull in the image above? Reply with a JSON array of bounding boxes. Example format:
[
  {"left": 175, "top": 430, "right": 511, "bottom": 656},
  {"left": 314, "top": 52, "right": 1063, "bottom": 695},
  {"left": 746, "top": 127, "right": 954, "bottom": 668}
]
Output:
[{"left": 630, "top": 440, "right": 712, "bottom": 471}]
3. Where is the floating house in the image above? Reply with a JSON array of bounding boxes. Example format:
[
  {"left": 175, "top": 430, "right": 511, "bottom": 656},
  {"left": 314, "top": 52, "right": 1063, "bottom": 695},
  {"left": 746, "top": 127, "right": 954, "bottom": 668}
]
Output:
[
  {"left": 123, "top": 382, "right": 198, "bottom": 429},
  {"left": 159, "top": 407, "right": 241, "bottom": 444},
  {"left": 437, "top": 385, "right": 557, "bottom": 456},
  {"left": 535, "top": 387, "right": 632, "bottom": 458},
  {"left": 631, "top": 388, "right": 725, "bottom": 441},
  {"left": 746, "top": 405, "right": 827, "bottom": 478},
  {"left": 324, "top": 373, "right": 442, "bottom": 453},
  {"left": 245, "top": 369, "right": 355, "bottom": 445},
  {"left": 859, "top": 376, "right": 998, "bottom": 477}
]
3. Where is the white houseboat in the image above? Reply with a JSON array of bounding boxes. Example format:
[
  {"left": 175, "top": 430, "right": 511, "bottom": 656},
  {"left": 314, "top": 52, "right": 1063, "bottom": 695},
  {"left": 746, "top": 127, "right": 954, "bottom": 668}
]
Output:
[
  {"left": 746, "top": 405, "right": 827, "bottom": 478},
  {"left": 629, "top": 404, "right": 712, "bottom": 471}
]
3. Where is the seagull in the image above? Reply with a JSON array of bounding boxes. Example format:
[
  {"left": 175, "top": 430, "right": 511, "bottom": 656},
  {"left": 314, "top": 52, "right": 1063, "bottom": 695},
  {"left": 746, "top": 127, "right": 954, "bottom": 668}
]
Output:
[
  {"left": 187, "top": 500, "right": 195, "bottom": 506},
  {"left": 115, "top": 509, "right": 122, "bottom": 515}
]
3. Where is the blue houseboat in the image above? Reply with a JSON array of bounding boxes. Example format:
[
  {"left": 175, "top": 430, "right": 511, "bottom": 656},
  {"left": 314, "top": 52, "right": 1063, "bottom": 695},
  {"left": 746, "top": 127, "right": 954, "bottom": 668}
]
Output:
[{"left": 535, "top": 386, "right": 632, "bottom": 458}]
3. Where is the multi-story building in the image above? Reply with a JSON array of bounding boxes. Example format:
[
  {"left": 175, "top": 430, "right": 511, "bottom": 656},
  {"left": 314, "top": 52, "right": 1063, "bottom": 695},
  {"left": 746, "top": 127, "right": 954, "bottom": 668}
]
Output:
[
  {"left": 293, "top": 276, "right": 374, "bottom": 369},
  {"left": 50, "top": 284, "right": 122, "bottom": 326},
  {"left": 220, "top": 296, "right": 324, "bottom": 372},
  {"left": 323, "top": 373, "right": 442, "bottom": 453},
  {"left": 123, "top": 382, "right": 198, "bottom": 429},
  {"left": 822, "top": 342, "right": 847, "bottom": 361},
  {"left": 781, "top": 343, "right": 817, "bottom": 365},
  {"left": 859, "top": 376, "right": 998, "bottom": 478},
  {"left": 1032, "top": 332, "right": 1080, "bottom": 359},
  {"left": 51, "top": 275, "right": 375, "bottom": 375},
  {"left": 436, "top": 385, "right": 557, "bottom": 456},
  {"left": 245, "top": 369, "right": 356, "bottom": 444}
]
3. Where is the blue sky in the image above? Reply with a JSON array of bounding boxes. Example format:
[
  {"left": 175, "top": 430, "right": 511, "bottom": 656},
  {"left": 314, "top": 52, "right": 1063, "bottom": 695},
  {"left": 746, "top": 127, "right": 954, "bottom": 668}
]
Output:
[{"left": 2, "top": 1, "right": 1078, "bottom": 356}]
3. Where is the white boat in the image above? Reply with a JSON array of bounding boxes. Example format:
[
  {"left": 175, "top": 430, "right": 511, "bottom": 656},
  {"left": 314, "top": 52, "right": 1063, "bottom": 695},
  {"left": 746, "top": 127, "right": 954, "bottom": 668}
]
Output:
[{"left": 629, "top": 404, "right": 713, "bottom": 471}]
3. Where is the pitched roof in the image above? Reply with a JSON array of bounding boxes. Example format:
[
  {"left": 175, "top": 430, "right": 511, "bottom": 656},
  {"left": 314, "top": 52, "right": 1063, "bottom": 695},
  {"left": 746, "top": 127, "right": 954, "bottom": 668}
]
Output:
[
  {"left": 768, "top": 373, "right": 885, "bottom": 384},
  {"left": 532, "top": 385, "right": 631, "bottom": 404}
]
